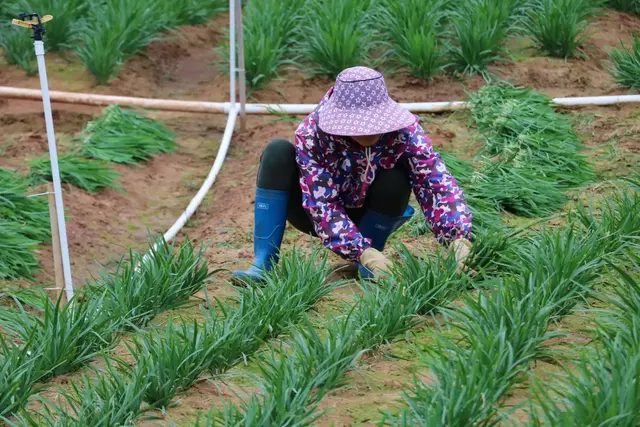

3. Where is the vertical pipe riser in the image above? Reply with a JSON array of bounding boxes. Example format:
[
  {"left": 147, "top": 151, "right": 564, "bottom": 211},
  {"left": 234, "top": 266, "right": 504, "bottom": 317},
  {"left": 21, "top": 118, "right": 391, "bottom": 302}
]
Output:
[{"left": 34, "top": 40, "right": 74, "bottom": 300}]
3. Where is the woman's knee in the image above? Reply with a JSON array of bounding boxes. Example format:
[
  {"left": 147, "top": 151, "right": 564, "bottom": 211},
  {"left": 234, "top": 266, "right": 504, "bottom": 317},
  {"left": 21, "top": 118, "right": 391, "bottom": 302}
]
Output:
[
  {"left": 261, "top": 139, "right": 296, "bottom": 166},
  {"left": 257, "top": 139, "right": 297, "bottom": 190},
  {"left": 367, "top": 166, "right": 411, "bottom": 216}
]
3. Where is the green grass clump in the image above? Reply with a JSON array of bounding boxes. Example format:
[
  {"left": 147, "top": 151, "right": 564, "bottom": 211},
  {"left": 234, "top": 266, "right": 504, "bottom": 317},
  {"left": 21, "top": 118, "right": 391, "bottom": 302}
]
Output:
[
  {"left": 0, "top": 333, "right": 42, "bottom": 418},
  {"left": 156, "top": 0, "right": 226, "bottom": 26},
  {"left": 232, "top": 0, "right": 303, "bottom": 89},
  {"left": 13, "top": 358, "right": 148, "bottom": 427},
  {"left": 0, "top": 168, "right": 50, "bottom": 243},
  {"left": 448, "top": 0, "right": 519, "bottom": 74},
  {"left": 0, "top": 221, "right": 40, "bottom": 280},
  {"left": 128, "top": 320, "right": 212, "bottom": 409},
  {"left": 375, "top": 0, "right": 449, "bottom": 80},
  {"left": 608, "top": 33, "right": 640, "bottom": 89},
  {"left": 525, "top": 0, "right": 601, "bottom": 58},
  {"left": 28, "top": 154, "right": 121, "bottom": 193},
  {"left": 208, "top": 250, "right": 466, "bottom": 426},
  {"left": 296, "top": 0, "right": 375, "bottom": 78},
  {"left": 81, "top": 105, "right": 177, "bottom": 164},
  {"left": 531, "top": 259, "right": 640, "bottom": 425},
  {"left": 0, "top": 168, "right": 50, "bottom": 280},
  {"left": 73, "top": 0, "right": 226, "bottom": 83},
  {"left": 89, "top": 236, "right": 211, "bottom": 328},
  {"left": 0, "top": 293, "right": 121, "bottom": 382},
  {"left": 0, "top": 24, "right": 37, "bottom": 74},
  {"left": 471, "top": 163, "right": 568, "bottom": 217},
  {"left": 72, "top": 0, "right": 165, "bottom": 84}
]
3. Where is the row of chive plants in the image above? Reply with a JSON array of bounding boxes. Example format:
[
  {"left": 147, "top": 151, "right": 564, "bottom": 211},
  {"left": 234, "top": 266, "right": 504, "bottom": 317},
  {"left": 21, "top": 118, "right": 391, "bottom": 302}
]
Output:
[
  {"left": 4, "top": 248, "right": 339, "bottom": 425},
  {"left": 0, "top": 236, "right": 211, "bottom": 421},
  {"left": 531, "top": 242, "right": 640, "bottom": 425},
  {"left": 0, "top": 0, "right": 227, "bottom": 82},
  {"left": 0, "top": 106, "right": 177, "bottom": 282},
  {"left": 2, "top": 0, "right": 637, "bottom": 88},
  {"left": 186, "top": 81, "right": 633, "bottom": 425},
  {"left": 142, "top": 81, "right": 602, "bottom": 423},
  {"left": 380, "top": 188, "right": 640, "bottom": 426},
  {"left": 184, "top": 189, "right": 640, "bottom": 425},
  {"left": 234, "top": 0, "right": 638, "bottom": 90}
]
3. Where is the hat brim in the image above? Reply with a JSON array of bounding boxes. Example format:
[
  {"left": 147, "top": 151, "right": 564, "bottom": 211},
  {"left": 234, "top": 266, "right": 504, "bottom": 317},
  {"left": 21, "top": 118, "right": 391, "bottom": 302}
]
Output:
[{"left": 318, "top": 99, "right": 416, "bottom": 136}]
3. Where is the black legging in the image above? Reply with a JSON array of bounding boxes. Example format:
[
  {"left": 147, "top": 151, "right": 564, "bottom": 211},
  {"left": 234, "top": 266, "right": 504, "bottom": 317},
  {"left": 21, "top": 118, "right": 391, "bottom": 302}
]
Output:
[{"left": 257, "top": 139, "right": 412, "bottom": 235}]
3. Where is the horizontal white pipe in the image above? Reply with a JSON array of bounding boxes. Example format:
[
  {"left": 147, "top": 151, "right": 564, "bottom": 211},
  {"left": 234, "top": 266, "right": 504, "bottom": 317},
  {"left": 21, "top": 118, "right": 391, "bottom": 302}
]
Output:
[
  {"left": 162, "top": 106, "right": 240, "bottom": 243},
  {"left": 0, "top": 86, "right": 229, "bottom": 113},
  {"left": 552, "top": 95, "right": 640, "bottom": 106},
  {"left": 3, "top": 86, "right": 639, "bottom": 115}
]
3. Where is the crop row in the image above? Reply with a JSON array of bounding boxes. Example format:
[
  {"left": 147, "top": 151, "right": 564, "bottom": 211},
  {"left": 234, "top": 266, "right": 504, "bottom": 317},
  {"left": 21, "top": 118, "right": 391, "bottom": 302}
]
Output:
[
  {"left": 0, "top": 236, "right": 211, "bottom": 421},
  {"left": 237, "top": 0, "right": 639, "bottom": 90},
  {"left": 3, "top": 249, "right": 336, "bottom": 424},
  {"left": 2, "top": 0, "right": 638, "bottom": 88},
  {"left": 181, "top": 187, "right": 638, "bottom": 426},
  {"left": 531, "top": 250, "right": 640, "bottom": 425},
  {"left": 0, "top": 0, "right": 227, "bottom": 82},
  {"left": 384, "top": 190, "right": 640, "bottom": 425}
]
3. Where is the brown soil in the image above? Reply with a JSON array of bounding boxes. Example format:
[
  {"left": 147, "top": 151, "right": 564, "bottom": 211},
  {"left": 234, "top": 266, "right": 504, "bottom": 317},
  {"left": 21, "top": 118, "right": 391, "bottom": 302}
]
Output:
[{"left": 0, "top": 8, "right": 639, "bottom": 426}]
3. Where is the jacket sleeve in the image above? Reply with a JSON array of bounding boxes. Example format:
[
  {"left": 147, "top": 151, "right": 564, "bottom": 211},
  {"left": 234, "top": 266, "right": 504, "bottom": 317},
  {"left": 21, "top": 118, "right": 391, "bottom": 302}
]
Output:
[
  {"left": 403, "top": 122, "right": 473, "bottom": 244},
  {"left": 295, "top": 131, "right": 371, "bottom": 261}
]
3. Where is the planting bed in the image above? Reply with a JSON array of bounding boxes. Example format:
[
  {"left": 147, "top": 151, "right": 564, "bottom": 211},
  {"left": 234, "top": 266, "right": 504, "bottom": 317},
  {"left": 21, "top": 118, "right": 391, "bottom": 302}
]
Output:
[{"left": 1, "top": 3, "right": 640, "bottom": 427}]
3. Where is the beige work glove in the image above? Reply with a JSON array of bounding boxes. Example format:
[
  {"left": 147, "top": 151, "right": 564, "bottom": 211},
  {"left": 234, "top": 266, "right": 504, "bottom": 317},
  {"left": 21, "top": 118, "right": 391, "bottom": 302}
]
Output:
[
  {"left": 449, "top": 238, "right": 475, "bottom": 276},
  {"left": 360, "top": 248, "right": 392, "bottom": 279}
]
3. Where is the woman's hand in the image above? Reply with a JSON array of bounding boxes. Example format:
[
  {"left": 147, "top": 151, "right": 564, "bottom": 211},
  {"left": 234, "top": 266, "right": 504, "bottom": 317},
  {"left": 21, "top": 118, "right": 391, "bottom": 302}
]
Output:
[
  {"left": 449, "top": 238, "right": 475, "bottom": 276},
  {"left": 360, "top": 248, "right": 392, "bottom": 278}
]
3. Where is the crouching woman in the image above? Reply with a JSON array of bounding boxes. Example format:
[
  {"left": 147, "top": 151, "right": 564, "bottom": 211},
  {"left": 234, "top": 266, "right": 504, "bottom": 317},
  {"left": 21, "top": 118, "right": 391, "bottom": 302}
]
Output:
[{"left": 233, "top": 66, "right": 473, "bottom": 282}]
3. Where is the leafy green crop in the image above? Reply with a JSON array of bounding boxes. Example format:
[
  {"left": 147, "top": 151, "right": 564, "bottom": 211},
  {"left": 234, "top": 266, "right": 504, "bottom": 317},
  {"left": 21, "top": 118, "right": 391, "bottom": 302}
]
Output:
[
  {"left": 0, "top": 221, "right": 40, "bottom": 280},
  {"left": 81, "top": 105, "right": 177, "bottom": 164},
  {"left": 0, "top": 168, "right": 50, "bottom": 280},
  {"left": 224, "top": 0, "right": 303, "bottom": 89},
  {"left": 375, "top": 0, "right": 449, "bottom": 80},
  {"left": 383, "top": 225, "right": 606, "bottom": 426},
  {"left": 89, "top": 236, "right": 211, "bottom": 328},
  {"left": 0, "top": 293, "right": 122, "bottom": 381},
  {"left": 525, "top": 0, "right": 601, "bottom": 58},
  {"left": 608, "top": 33, "right": 640, "bottom": 89},
  {"left": 296, "top": 0, "right": 376, "bottom": 78},
  {"left": 0, "top": 24, "right": 37, "bottom": 74},
  {"left": 12, "top": 357, "right": 148, "bottom": 427},
  {"left": 0, "top": 168, "right": 50, "bottom": 243},
  {"left": 0, "top": 333, "right": 42, "bottom": 418},
  {"left": 448, "top": 0, "right": 519, "bottom": 74},
  {"left": 28, "top": 154, "right": 121, "bottom": 193}
]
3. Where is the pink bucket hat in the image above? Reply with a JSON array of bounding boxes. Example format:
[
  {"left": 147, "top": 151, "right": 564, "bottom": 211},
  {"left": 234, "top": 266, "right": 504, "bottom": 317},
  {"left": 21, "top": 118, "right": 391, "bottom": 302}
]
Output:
[{"left": 318, "top": 66, "right": 416, "bottom": 136}]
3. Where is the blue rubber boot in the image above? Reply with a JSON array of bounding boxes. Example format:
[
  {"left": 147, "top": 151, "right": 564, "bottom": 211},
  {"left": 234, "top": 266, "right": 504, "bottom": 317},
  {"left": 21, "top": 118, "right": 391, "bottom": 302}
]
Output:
[
  {"left": 232, "top": 188, "right": 288, "bottom": 285},
  {"left": 357, "top": 205, "right": 415, "bottom": 279}
]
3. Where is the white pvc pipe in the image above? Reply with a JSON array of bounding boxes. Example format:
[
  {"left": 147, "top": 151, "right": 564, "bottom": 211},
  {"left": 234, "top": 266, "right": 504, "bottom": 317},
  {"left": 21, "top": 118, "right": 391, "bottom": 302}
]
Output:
[
  {"left": 235, "top": 0, "right": 247, "bottom": 129},
  {"left": 552, "top": 95, "right": 640, "bottom": 106},
  {"left": 34, "top": 40, "right": 74, "bottom": 300},
  {"left": 3, "top": 87, "right": 640, "bottom": 114},
  {"left": 161, "top": 106, "right": 240, "bottom": 243},
  {"left": 0, "top": 86, "right": 229, "bottom": 112},
  {"left": 229, "top": 0, "right": 236, "bottom": 107}
]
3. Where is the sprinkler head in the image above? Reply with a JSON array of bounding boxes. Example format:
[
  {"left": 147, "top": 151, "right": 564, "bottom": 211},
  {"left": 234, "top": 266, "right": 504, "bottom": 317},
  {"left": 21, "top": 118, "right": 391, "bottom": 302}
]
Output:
[{"left": 12, "top": 13, "right": 53, "bottom": 41}]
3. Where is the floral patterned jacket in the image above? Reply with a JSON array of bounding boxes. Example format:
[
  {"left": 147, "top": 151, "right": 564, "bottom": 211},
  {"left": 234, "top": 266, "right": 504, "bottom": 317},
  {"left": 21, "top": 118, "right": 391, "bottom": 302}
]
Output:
[{"left": 294, "top": 88, "right": 472, "bottom": 261}]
